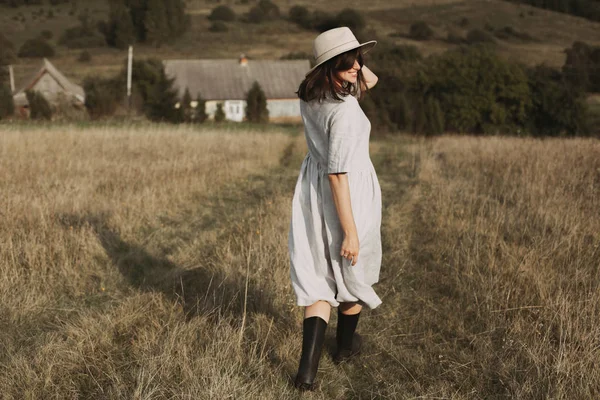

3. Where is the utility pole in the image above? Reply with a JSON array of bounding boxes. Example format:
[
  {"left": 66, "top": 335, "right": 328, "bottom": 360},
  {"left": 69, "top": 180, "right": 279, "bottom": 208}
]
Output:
[
  {"left": 127, "top": 45, "right": 133, "bottom": 114},
  {"left": 9, "top": 65, "right": 15, "bottom": 93}
]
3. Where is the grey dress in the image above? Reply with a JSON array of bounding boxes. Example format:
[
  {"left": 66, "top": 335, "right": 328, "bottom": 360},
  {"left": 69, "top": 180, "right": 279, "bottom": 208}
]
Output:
[{"left": 288, "top": 93, "right": 382, "bottom": 309}]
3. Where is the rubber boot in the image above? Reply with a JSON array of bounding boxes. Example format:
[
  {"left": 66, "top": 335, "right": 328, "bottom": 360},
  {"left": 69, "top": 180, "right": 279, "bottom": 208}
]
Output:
[
  {"left": 333, "top": 309, "right": 362, "bottom": 364},
  {"left": 294, "top": 316, "right": 327, "bottom": 391}
]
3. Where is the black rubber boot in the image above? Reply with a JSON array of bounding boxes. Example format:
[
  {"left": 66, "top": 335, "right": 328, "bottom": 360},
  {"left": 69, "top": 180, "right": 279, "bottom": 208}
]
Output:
[
  {"left": 333, "top": 309, "right": 362, "bottom": 364},
  {"left": 294, "top": 316, "right": 328, "bottom": 391}
]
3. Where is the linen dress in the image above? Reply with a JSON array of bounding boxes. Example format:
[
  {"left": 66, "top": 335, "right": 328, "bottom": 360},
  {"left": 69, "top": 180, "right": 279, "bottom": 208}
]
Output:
[{"left": 288, "top": 92, "right": 382, "bottom": 310}]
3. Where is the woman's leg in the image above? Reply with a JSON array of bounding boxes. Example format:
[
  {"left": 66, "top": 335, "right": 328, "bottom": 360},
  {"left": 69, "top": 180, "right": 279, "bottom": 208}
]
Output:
[
  {"left": 339, "top": 302, "right": 362, "bottom": 315},
  {"left": 305, "top": 300, "right": 331, "bottom": 321},
  {"left": 335, "top": 302, "right": 362, "bottom": 363},
  {"left": 295, "top": 301, "right": 330, "bottom": 391}
]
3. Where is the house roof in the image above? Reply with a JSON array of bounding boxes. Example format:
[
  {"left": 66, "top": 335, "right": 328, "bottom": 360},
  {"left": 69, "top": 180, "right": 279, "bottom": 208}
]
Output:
[
  {"left": 13, "top": 58, "right": 85, "bottom": 106},
  {"left": 163, "top": 59, "right": 310, "bottom": 101}
]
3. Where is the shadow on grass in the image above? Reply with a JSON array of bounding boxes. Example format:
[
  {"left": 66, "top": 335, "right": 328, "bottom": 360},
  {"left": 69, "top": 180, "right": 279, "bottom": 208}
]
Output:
[{"left": 55, "top": 139, "right": 304, "bottom": 327}]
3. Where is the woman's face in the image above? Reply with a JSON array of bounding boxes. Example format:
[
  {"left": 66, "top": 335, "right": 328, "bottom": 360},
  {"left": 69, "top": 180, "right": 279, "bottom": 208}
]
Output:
[{"left": 336, "top": 59, "right": 361, "bottom": 85}]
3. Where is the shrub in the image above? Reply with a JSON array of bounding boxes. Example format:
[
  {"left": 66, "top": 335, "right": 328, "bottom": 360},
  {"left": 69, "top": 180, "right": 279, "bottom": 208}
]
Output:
[
  {"left": 26, "top": 90, "right": 52, "bottom": 120},
  {"left": 493, "top": 26, "right": 534, "bottom": 41},
  {"left": 288, "top": 5, "right": 311, "bottom": 29},
  {"left": 247, "top": 6, "right": 265, "bottom": 23},
  {"left": 18, "top": 38, "right": 55, "bottom": 58},
  {"left": 312, "top": 10, "right": 338, "bottom": 32},
  {"left": 247, "top": 0, "right": 279, "bottom": 23},
  {"left": 209, "top": 21, "right": 228, "bottom": 32},
  {"left": 245, "top": 81, "right": 269, "bottom": 123},
  {"left": 214, "top": 102, "right": 225, "bottom": 122},
  {"left": 78, "top": 50, "right": 92, "bottom": 62},
  {"left": 409, "top": 21, "right": 434, "bottom": 40},
  {"left": 447, "top": 31, "right": 465, "bottom": 44},
  {"left": 466, "top": 29, "right": 496, "bottom": 44},
  {"left": 0, "top": 84, "right": 15, "bottom": 119},
  {"left": 40, "top": 29, "right": 53, "bottom": 40},
  {"left": 458, "top": 17, "right": 469, "bottom": 27},
  {"left": 208, "top": 5, "right": 235, "bottom": 21},
  {"left": 256, "top": 0, "right": 280, "bottom": 18},
  {"left": 83, "top": 76, "right": 121, "bottom": 119},
  {"left": 335, "top": 8, "right": 365, "bottom": 32}
]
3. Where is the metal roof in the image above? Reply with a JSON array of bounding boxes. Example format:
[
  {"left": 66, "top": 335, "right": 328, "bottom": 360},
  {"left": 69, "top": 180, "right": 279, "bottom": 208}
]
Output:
[
  {"left": 163, "top": 59, "right": 310, "bottom": 101},
  {"left": 12, "top": 58, "right": 85, "bottom": 107}
]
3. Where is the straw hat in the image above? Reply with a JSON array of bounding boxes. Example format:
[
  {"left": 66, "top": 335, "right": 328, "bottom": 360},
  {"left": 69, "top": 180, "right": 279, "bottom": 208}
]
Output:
[{"left": 306, "top": 27, "right": 377, "bottom": 76}]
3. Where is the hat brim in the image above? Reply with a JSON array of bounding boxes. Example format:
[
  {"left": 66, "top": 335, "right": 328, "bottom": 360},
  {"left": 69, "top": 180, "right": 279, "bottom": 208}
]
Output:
[{"left": 305, "top": 40, "right": 377, "bottom": 77}]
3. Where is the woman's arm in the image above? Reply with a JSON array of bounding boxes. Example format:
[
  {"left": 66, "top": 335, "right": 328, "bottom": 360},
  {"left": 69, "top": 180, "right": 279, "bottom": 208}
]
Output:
[
  {"left": 361, "top": 65, "right": 379, "bottom": 90},
  {"left": 328, "top": 172, "right": 359, "bottom": 266}
]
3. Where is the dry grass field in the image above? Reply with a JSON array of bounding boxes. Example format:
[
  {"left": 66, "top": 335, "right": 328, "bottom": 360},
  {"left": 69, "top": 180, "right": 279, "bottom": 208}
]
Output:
[{"left": 0, "top": 124, "right": 599, "bottom": 399}]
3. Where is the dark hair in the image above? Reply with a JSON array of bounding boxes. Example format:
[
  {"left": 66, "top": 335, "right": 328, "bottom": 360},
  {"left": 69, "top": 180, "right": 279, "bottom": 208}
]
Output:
[{"left": 297, "top": 48, "right": 367, "bottom": 102}]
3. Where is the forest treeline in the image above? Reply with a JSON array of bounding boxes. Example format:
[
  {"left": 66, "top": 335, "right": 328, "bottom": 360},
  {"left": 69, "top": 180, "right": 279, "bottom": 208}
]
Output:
[
  {"left": 504, "top": 0, "right": 600, "bottom": 22},
  {"left": 361, "top": 39, "right": 598, "bottom": 136}
]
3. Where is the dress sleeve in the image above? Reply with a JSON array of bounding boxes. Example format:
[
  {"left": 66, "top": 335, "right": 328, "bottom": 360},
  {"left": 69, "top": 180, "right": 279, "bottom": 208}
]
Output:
[{"left": 327, "top": 99, "right": 359, "bottom": 174}]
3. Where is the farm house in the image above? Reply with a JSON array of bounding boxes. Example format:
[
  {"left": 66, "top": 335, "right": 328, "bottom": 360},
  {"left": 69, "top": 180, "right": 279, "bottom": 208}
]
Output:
[
  {"left": 12, "top": 58, "right": 85, "bottom": 117},
  {"left": 163, "top": 56, "right": 309, "bottom": 122}
]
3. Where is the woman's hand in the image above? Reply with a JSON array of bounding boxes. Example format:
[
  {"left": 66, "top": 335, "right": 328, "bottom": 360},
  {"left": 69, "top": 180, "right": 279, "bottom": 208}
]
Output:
[{"left": 341, "top": 231, "right": 359, "bottom": 266}]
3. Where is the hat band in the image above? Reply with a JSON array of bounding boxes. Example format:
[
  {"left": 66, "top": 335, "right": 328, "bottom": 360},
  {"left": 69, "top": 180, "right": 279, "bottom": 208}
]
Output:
[{"left": 314, "top": 39, "right": 360, "bottom": 65}]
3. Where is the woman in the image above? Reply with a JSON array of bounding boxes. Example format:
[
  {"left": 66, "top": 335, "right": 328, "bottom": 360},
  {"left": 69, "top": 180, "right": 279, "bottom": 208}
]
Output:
[{"left": 288, "top": 27, "right": 382, "bottom": 391}]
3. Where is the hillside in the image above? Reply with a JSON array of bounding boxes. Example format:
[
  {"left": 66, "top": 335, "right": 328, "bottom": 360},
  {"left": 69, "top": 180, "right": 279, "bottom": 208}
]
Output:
[{"left": 2, "top": 0, "right": 600, "bottom": 91}]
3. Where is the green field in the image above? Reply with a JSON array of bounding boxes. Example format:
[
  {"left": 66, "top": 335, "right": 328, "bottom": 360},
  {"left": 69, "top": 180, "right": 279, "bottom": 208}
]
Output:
[{"left": 0, "top": 123, "right": 598, "bottom": 398}]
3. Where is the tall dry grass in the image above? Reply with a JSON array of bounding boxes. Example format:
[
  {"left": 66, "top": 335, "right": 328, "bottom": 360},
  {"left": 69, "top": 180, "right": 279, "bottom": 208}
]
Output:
[
  {"left": 386, "top": 136, "right": 600, "bottom": 398},
  {"left": 0, "top": 124, "right": 598, "bottom": 399}
]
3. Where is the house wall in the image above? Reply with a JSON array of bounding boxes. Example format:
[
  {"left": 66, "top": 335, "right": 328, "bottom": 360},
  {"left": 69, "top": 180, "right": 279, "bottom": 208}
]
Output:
[
  {"left": 204, "top": 98, "right": 301, "bottom": 122},
  {"left": 32, "top": 73, "right": 64, "bottom": 101}
]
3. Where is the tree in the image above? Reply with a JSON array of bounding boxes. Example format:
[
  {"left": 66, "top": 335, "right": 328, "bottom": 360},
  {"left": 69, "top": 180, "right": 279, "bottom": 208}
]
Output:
[
  {"left": 103, "top": 0, "right": 189, "bottom": 47},
  {"left": 425, "top": 97, "right": 445, "bottom": 135},
  {"left": 247, "top": 0, "right": 279, "bottom": 23},
  {"left": 103, "top": 4, "right": 135, "bottom": 49},
  {"left": 527, "top": 65, "right": 588, "bottom": 136},
  {"left": 181, "top": 87, "right": 192, "bottom": 122},
  {"left": 0, "top": 33, "right": 16, "bottom": 85},
  {"left": 335, "top": 8, "right": 365, "bottom": 32},
  {"left": 83, "top": 76, "right": 121, "bottom": 119},
  {"left": 18, "top": 38, "right": 55, "bottom": 58},
  {"left": 208, "top": 5, "right": 235, "bottom": 21},
  {"left": 26, "top": 90, "right": 52, "bottom": 120},
  {"left": 245, "top": 81, "right": 269, "bottom": 123},
  {"left": 194, "top": 92, "right": 207, "bottom": 123},
  {"left": 288, "top": 5, "right": 311, "bottom": 29},
  {"left": 164, "top": 0, "right": 190, "bottom": 38},
  {"left": 214, "top": 102, "right": 225, "bottom": 122},
  {"left": 409, "top": 21, "right": 434, "bottom": 40},
  {"left": 144, "top": 0, "right": 169, "bottom": 46},
  {"left": 135, "top": 59, "right": 181, "bottom": 122},
  {"left": 209, "top": 21, "right": 228, "bottom": 32},
  {"left": 563, "top": 41, "right": 600, "bottom": 93},
  {"left": 0, "top": 84, "right": 14, "bottom": 119},
  {"left": 412, "top": 47, "right": 531, "bottom": 133}
]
